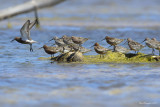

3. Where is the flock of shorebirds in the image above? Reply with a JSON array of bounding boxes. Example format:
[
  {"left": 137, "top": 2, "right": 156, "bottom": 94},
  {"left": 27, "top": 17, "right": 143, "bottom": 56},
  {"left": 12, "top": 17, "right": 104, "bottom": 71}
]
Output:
[{"left": 11, "top": 19, "right": 160, "bottom": 59}]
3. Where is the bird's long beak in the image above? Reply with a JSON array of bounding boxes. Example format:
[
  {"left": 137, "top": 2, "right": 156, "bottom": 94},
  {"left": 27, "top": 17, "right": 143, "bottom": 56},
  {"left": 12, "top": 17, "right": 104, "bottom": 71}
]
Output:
[
  {"left": 141, "top": 39, "right": 146, "bottom": 43},
  {"left": 39, "top": 47, "right": 43, "bottom": 49},
  {"left": 51, "top": 43, "right": 55, "bottom": 46},
  {"left": 48, "top": 38, "right": 53, "bottom": 42},
  {"left": 108, "top": 45, "right": 112, "bottom": 48},
  {"left": 90, "top": 45, "right": 94, "bottom": 48},
  {"left": 101, "top": 38, "right": 105, "bottom": 41},
  {"left": 10, "top": 39, "right": 15, "bottom": 42},
  {"left": 123, "top": 41, "right": 127, "bottom": 45}
]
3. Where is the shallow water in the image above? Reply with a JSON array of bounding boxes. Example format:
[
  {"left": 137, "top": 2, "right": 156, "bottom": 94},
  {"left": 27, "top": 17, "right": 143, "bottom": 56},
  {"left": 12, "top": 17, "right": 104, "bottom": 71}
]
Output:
[
  {"left": 0, "top": 26, "right": 160, "bottom": 107},
  {"left": 0, "top": 0, "right": 160, "bottom": 107}
]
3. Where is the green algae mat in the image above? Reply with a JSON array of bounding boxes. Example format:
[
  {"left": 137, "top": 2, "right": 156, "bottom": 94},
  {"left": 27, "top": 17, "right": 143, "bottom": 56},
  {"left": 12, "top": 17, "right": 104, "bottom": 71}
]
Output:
[
  {"left": 39, "top": 51, "right": 160, "bottom": 63},
  {"left": 83, "top": 52, "right": 159, "bottom": 63}
]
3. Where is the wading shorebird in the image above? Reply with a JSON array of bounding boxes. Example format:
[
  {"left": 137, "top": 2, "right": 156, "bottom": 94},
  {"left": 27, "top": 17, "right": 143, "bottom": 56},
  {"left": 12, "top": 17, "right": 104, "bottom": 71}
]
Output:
[
  {"left": 62, "top": 35, "right": 75, "bottom": 45},
  {"left": 151, "top": 38, "right": 160, "bottom": 55},
  {"left": 70, "top": 44, "right": 91, "bottom": 53},
  {"left": 127, "top": 38, "right": 145, "bottom": 54},
  {"left": 114, "top": 46, "right": 130, "bottom": 54},
  {"left": 57, "top": 46, "right": 71, "bottom": 53},
  {"left": 49, "top": 36, "right": 66, "bottom": 47},
  {"left": 92, "top": 43, "right": 110, "bottom": 58},
  {"left": 102, "top": 36, "right": 124, "bottom": 50},
  {"left": 11, "top": 19, "right": 37, "bottom": 52},
  {"left": 71, "top": 36, "right": 88, "bottom": 46},
  {"left": 40, "top": 45, "right": 60, "bottom": 58},
  {"left": 142, "top": 38, "right": 157, "bottom": 55}
]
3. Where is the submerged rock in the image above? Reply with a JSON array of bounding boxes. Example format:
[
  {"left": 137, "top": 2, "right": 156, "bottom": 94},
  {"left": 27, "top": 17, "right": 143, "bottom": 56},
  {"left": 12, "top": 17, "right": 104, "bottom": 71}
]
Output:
[
  {"left": 56, "top": 52, "right": 74, "bottom": 62},
  {"left": 67, "top": 51, "right": 84, "bottom": 62},
  {"left": 55, "top": 51, "right": 84, "bottom": 62}
]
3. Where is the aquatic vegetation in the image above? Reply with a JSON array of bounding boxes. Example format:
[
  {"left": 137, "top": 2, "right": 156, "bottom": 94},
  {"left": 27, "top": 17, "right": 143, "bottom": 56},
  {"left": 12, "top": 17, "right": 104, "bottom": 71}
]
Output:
[
  {"left": 39, "top": 51, "right": 159, "bottom": 63},
  {"left": 83, "top": 51, "right": 158, "bottom": 63}
]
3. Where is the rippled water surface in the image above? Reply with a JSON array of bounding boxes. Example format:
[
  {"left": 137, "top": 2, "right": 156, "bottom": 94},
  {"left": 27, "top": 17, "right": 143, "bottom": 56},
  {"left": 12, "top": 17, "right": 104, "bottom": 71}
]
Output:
[
  {"left": 0, "top": 26, "right": 160, "bottom": 107},
  {"left": 0, "top": 0, "right": 160, "bottom": 107}
]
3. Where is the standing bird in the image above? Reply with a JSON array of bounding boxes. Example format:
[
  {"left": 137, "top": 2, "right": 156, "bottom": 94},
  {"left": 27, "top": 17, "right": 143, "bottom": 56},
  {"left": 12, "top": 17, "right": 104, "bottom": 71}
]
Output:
[
  {"left": 93, "top": 43, "right": 110, "bottom": 58},
  {"left": 127, "top": 38, "right": 145, "bottom": 54},
  {"left": 103, "top": 36, "right": 124, "bottom": 51},
  {"left": 49, "top": 36, "right": 66, "bottom": 47},
  {"left": 62, "top": 35, "right": 75, "bottom": 45},
  {"left": 151, "top": 38, "right": 160, "bottom": 55},
  {"left": 40, "top": 45, "right": 60, "bottom": 58},
  {"left": 11, "top": 19, "right": 37, "bottom": 52},
  {"left": 57, "top": 46, "right": 71, "bottom": 53},
  {"left": 114, "top": 46, "right": 130, "bottom": 54},
  {"left": 71, "top": 36, "right": 88, "bottom": 46},
  {"left": 69, "top": 44, "right": 91, "bottom": 53},
  {"left": 142, "top": 38, "right": 157, "bottom": 55}
]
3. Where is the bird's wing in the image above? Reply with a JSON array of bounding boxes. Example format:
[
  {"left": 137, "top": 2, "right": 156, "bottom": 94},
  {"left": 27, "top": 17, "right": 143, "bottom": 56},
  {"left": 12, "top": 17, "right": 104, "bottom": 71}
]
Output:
[
  {"left": 130, "top": 41, "right": 139, "bottom": 46},
  {"left": 97, "top": 46, "right": 108, "bottom": 52},
  {"left": 29, "top": 19, "right": 37, "bottom": 30},
  {"left": 20, "top": 20, "right": 30, "bottom": 41},
  {"left": 109, "top": 38, "right": 116, "bottom": 42}
]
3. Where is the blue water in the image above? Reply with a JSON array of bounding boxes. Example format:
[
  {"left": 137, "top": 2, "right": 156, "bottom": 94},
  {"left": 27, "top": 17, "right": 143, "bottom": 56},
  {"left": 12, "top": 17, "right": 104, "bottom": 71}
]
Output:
[
  {"left": 0, "top": 0, "right": 160, "bottom": 107},
  {"left": 0, "top": 26, "right": 160, "bottom": 107}
]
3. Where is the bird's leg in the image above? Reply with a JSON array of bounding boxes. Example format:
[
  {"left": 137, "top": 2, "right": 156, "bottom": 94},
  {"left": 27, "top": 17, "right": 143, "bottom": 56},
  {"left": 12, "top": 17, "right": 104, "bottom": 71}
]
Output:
[
  {"left": 113, "top": 46, "right": 115, "bottom": 52},
  {"left": 108, "top": 45, "right": 112, "bottom": 48},
  {"left": 30, "top": 44, "right": 33, "bottom": 52},
  {"left": 10, "top": 39, "right": 15, "bottom": 42},
  {"left": 152, "top": 48, "right": 155, "bottom": 55}
]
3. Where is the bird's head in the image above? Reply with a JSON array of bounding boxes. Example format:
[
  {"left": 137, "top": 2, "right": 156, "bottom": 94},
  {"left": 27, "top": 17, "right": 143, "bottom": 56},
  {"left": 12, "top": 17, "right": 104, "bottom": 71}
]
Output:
[
  {"left": 94, "top": 42, "right": 99, "bottom": 46},
  {"left": 91, "top": 42, "right": 99, "bottom": 48},
  {"left": 39, "top": 45, "right": 47, "bottom": 49},
  {"left": 10, "top": 37, "right": 20, "bottom": 42},
  {"left": 127, "top": 38, "right": 132, "bottom": 41}
]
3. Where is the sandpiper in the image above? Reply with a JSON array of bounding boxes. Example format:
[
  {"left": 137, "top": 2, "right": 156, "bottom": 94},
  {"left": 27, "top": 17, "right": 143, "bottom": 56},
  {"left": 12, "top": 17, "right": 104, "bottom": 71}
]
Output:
[
  {"left": 151, "top": 38, "right": 160, "bottom": 55},
  {"left": 62, "top": 35, "right": 75, "bottom": 45},
  {"left": 49, "top": 36, "right": 66, "bottom": 47},
  {"left": 58, "top": 46, "right": 71, "bottom": 53},
  {"left": 40, "top": 45, "right": 60, "bottom": 58},
  {"left": 114, "top": 46, "right": 130, "bottom": 54},
  {"left": 151, "top": 38, "right": 160, "bottom": 44},
  {"left": 127, "top": 38, "right": 145, "bottom": 54},
  {"left": 104, "top": 36, "right": 124, "bottom": 45},
  {"left": 11, "top": 19, "right": 37, "bottom": 52},
  {"left": 70, "top": 44, "right": 91, "bottom": 53},
  {"left": 71, "top": 36, "right": 88, "bottom": 46},
  {"left": 93, "top": 43, "right": 110, "bottom": 58},
  {"left": 103, "top": 36, "right": 124, "bottom": 50},
  {"left": 142, "top": 38, "right": 157, "bottom": 55}
]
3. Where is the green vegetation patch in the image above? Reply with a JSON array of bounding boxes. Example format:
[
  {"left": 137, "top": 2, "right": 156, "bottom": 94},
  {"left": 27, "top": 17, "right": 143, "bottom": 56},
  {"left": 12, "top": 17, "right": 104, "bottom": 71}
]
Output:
[
  {"left": 39, "top": 51, "right": 160, "bottom": 64},
  {"left": 83, "top": 51, "right": 158, "bottom": 64}
]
